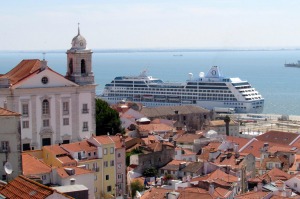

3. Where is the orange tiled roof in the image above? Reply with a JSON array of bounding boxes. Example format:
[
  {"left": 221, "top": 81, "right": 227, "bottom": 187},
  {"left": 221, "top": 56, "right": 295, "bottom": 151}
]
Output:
[
  {"left": 57, "top": 156, "right": 77, "bottom": 165},
  {"left": 0, "top": 175, "right": 73, "bottom": 199},
  {"left": 138, "top": 123, "right": 173, "bottom": 132},
  {"left": 0, "top": 107, "right": 21, "bottom": 116},
  {"left": 0, "top": 59, "right": 41, "bottom": 85},
  {"left": 213, "top": 152, "right": 249, "bottom": 170},
  {"left": 191, "top": 169, "right": 238, "bottom": 184},
  {"left": 93, "top": 135, "right": 115, "bottom": 145},
  {"left": 22, "top": 153, "right": 51, "bottom": 176},
  {"left": 160, "top": 160, "right": 189, "bottom": 171},
  {"left": 43, "top": 145, "right": 68, "bottom": 155},
  {"left": 62, "top": 140, "right": 96, "bottom": 152},
  {"left": 235, "top": 190, "right": 271, "bottom": 199},
  {"left": 56, "top": 167, "right": 93, "bottom": 178},
  {"left": 249, "top": 167, "right": 292, "bottom": 183},
  {"left": 141, "top": 187, "right": 172, "bottom": 199},
  {"left": 175, "top": 133, "right": 203, "bottom": 143},
  {"left": 109, "top": 135, "right": 124, "bottom": 148},
  {"left": 256, "top": 130, "right": 300, "bottom": 146},
  {"left": 226, "top": 136, "right": 250, "bottom": 150}
]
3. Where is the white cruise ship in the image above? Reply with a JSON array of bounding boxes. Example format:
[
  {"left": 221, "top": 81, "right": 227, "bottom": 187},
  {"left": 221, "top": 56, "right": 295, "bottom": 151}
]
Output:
[{"left": 100, "top": 66, "right": 264, "bottom": 113}]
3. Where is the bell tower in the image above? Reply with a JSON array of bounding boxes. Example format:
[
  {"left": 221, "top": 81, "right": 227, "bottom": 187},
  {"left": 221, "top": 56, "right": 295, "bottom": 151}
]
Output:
[{"left": 66, "top": 24, "right": 94, "bottom": 85}]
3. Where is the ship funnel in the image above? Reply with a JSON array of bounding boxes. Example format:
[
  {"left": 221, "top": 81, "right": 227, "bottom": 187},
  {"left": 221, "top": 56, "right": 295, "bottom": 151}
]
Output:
[
  {"left": 199, "top": 72, "right": 205, "bottom": 78},
  {"left": 188, "top": 73, "right": 193, "bottom": 80}
]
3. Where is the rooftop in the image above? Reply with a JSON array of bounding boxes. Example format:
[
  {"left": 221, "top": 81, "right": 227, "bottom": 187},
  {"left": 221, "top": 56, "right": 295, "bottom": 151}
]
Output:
[{"left": 22, "top": 153, "right": 51, "bottom": 176}]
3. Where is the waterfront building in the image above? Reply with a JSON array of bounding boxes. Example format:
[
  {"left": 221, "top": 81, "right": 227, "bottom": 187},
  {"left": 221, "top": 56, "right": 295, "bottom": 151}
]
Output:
[{"left": 0, "top": 27, "right": 96, "bottom": 150}]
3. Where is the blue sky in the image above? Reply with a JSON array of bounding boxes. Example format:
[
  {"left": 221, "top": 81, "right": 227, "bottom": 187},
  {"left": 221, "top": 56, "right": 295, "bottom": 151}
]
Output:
[{"left": 1, "top": 0, "right": 300, "bottom": 50}]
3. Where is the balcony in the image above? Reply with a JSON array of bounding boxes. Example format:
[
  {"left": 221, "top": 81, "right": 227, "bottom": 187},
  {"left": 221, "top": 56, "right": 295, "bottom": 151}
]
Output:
[
  {"left": 83, "top": 127, "right": 89, "bottom": 132},
  {"left": 92, "top": 167, "right": 100, "bottom": 172},
  {"left": 63, "top": 110, "right": 69, "bottom": 115}
]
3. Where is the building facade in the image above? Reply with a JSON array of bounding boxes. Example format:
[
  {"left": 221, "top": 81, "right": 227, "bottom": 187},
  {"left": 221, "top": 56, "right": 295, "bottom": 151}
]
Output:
[
  {"left": 0, "top": 107, "right": 22, "bottom": 181},
  {"left": 0, "top": 27, "right": 96, "bottom": 150}
]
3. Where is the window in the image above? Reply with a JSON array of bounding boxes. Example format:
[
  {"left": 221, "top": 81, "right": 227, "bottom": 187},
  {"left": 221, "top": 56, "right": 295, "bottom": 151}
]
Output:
[
  {"left": 22, "top": 104, "right": 29, "bottom": 116},
  {"left": 107, "top": 186, "right": 112, "bottom": 192},
  {"left": 83, "top": 122, "right": 88, "bottom": 131},
  {"left": 104, "top": 161, "right": 108, "bottom": 167},
  {"left": 104, "top": 148, "right": 107, "bottom": 155},
  {"left": 63, "top": 118, "right": 69, "bottom": 126},
  {"left": 42, "top": 99, "right": 49, "bottom": 115},
  {"left": 63, "top": 102, "right": 69, "bottom": 115},
  {"left": 81, "top": 59, "right": 86, "bottom": 74},
  {"left": 62, "top": 140, "right": 70, "bottom": 144},
  {"left": 69, "top": 59, "right": 73, "bottom": 74},
  {"left": 43, "top": 119, "right": 50, "bottom": 127},
  {"left": 1, "top": 141, "right": 9, "bottom": 151},
  {"left": 22, "top": 121, "right": 29, "bottom": 128},
  {"left": 117, "top": 174, "right": 122, "bottom": 179},
  {"left": 110, "top": 160, "right": 114, "bottom": 166},
  {"left": 42, "top": 175, "right": 46, "bottom": 180},
  {"left": 110, "top": 147, "right": 114, "bottom": 154},
  {"left": 106, "top": 175, "right": 109, "bottom": 180},
  {"left": 22, "top": 143, "right": 30, "bottom": 151},
  {"left": 41, "top": 77, "right": 48, "bottom": 84},
  {"left": 294, "top": 183, "right": 298, "bottom": 188},
  {"left": 118, "top": 153, "right": 121, "bottom": 158},
  {"left": 82, "top": 104, "right": 89, "bottom": 113}
]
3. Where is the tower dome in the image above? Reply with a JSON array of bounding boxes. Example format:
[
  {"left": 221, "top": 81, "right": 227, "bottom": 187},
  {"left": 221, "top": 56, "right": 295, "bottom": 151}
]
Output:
[{"left": 71, "top": 25, "right": 87, "bottom": 50}]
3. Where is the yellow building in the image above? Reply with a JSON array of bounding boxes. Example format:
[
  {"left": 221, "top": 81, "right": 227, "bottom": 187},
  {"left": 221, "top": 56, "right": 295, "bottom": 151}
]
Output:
[{"left": 88, "top": 135, "right": 117, "bottom": 199}]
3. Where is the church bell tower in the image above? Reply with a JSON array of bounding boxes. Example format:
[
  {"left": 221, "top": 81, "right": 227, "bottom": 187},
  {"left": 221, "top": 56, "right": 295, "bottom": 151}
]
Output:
[{"left": 66, "top": 24, "right": 94, "bottom": 85}]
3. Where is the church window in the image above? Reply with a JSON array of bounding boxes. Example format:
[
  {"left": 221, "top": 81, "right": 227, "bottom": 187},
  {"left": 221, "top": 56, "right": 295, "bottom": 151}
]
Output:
[
  {"left": 22, "top": 104, "right": 29, "bottom": 116},
  {"left": 41, "top": 77, "right": 48, "bottom": 84},
  {"left": 81, "top": 59, "right": 86, "bottom": 74},
  {"left": 63, "top": 102, "right": 69, "bottom": 115},
  {"left": 42, "top": 99, "right": 50, "bottom": 115},
  {"left": 63, "top": 118, "right": 69, "bottom": 126},
  {"left": 69, "top": 59, "right": 73, "bottom": 74},
  {"left": 83, "top": 122, "right": 88, "bottom": 131},
  {"left": 43, "top": 119, "right": 50, "bottom": 127},
  {"left": 22, "top": 121, "right": 29, "bottom": 128}
]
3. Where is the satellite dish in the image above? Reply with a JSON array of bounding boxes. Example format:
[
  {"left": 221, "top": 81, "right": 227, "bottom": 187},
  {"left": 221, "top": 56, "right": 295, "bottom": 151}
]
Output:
[{"left": 4, "top": 162, "right": 13, "bottom": 175}]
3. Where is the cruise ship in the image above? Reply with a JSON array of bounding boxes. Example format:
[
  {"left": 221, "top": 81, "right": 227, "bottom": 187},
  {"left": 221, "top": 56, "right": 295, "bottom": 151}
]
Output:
[{"left": 100, "top": 66, "right": 264, "bottom": 113}]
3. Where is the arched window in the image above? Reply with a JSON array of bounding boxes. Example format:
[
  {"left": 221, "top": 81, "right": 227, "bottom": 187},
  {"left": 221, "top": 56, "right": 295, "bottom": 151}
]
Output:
[
  {"left": 81, "top": 59, "right": 86, "bottom": 74},
  {"left": 69, "top": 59, "right": 73, "bottom": 74},
  {"left": 42, "top": 99, "right": 49, "bottom": 115}
]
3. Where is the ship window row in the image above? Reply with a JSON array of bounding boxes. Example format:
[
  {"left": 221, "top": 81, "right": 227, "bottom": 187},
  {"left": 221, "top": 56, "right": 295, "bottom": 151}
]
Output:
[
  {"left": 224, "top": 102, "right": 244, "bottom": 106},
  {"left": 232, "top": 82, "right": 250, "bottom": 86}
]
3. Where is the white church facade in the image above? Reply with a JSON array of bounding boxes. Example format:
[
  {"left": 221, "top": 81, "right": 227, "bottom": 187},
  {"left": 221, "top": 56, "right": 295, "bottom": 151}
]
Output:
[{"left": 0, "top": 28, "right": 96, "bottom": 150}]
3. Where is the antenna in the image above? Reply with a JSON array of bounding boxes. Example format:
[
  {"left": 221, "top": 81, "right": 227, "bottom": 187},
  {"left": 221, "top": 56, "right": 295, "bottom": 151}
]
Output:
[
  {"left": 42, "top": 52, "right": 46, "bottom": 60},
  {"left": 78, "top": 22, "right": 80, "bottom": 35},
  {"left": 4, "top": 162, "right": 13, "bottom": 175}
]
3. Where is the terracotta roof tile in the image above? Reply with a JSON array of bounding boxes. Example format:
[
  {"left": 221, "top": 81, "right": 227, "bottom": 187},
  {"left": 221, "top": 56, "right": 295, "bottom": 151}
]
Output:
[
  {"left": 0, "top": 107, "right": 21, "bottom": 116},
  {"left": 191, "top": 169, "right": 238, "bottom": 184},
  {"left": 56, "top": 167, "right": 93, "bottom": 179},
  {"left": 141, "top": 187, "right": 172, "bottom": 199},
  {"left": 256, "top": 130, "right": 300, "bottom": 146},
  {"left": 57, "top": 156, "right": 77, "bottom": 165},
  {"left": 109, "top": 135, "right": 124, "bottom": 148},
  {"left": 175, "top": 133, "right": 204, "bottom": 143},
  {"left": 138, "top": 123, "right": 173, "bottom": 132},
  {"left": 248, "top": 167, "right": 292, "bottom": 183},
  {"left": 22, "top": 153, "right": 51, "bottom": 176},
  {"left": 160, "top": 160, "right": 189, "bottom": 171},
  {"left": 93, "top": 135, "right": 115, "bottom": 145},
  {"left": 0, "top": 59, "right": 41, "bottom": 85},
  {"left": 235, "top": 190, "right": 271, "bottom": 199},
  {"left": 43, "top": 145, "right": 68, "bottom": 155},
  {"left": 0, "top": 175, "right": 72, "bottom": 199},
  {"left": 62, "top": 140, "right": 97, "bottom": 152},
  {"left": 226, "top": 136, "right": 250, "bottom": 150}
]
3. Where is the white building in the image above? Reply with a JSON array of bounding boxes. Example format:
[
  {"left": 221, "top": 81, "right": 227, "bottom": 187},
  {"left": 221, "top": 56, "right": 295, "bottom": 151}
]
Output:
[{"left": 0, "top": 27, "right": 96, "bottom": 150}]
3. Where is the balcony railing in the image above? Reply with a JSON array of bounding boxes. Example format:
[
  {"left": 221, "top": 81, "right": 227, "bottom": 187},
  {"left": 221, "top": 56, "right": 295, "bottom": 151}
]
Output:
[{"left": 82, "top": 109, "right": 89, "bottom": 114}]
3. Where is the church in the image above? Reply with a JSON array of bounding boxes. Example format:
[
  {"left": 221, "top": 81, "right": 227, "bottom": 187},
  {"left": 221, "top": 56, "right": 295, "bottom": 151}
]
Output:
[{"left": 0, "top": 27, "right": 96, "bottom": 150}]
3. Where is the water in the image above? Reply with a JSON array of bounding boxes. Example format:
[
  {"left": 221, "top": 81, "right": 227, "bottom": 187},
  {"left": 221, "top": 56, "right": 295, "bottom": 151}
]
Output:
[{"left": 0, "top": 50, "right": 300, "bottom": 115}]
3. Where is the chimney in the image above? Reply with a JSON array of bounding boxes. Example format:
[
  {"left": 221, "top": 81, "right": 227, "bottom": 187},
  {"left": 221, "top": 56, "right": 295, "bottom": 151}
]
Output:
[
  {"left": 173, "top": 141, "right": 177, "bottom": 147},
  {"left": 257, "top": 182, "right": 263, "bottom": 191},
  {"left": 209, "top": 183, "right": 214, "bottom": 195},
  {"left": 70, "top": 178, "right": 76, "bottom": 185},
  {"left": 234, "top": 144, "right": 239, "bottom": 153}
]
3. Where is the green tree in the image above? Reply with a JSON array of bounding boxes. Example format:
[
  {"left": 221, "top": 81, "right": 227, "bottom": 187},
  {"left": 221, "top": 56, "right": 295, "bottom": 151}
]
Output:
[
  {"left": 95, "top": 99, "right": 122, "bottom": 136},
  {"left": 130, "top": 180, "right": 144, "bottom": 198},
  {"left": 143, "top": 167, "right": 158, "bottom": 177}
]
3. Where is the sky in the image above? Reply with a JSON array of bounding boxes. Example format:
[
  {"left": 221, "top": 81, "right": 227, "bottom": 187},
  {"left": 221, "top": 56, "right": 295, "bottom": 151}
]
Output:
[{"left": 1, "top": 0, "right": 300, "bottom": 50}]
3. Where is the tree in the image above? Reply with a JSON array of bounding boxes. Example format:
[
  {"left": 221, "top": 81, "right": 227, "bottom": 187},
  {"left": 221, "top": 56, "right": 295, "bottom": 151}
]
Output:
[
  {"left": 95, "top": 99, "right": 122, "bottom": 136},
  {"left": 130, "top": 180, "right": 144, "bottom": 198},
  {"left": 143, "top": 167, "right": 158, "bottom": 177}
]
